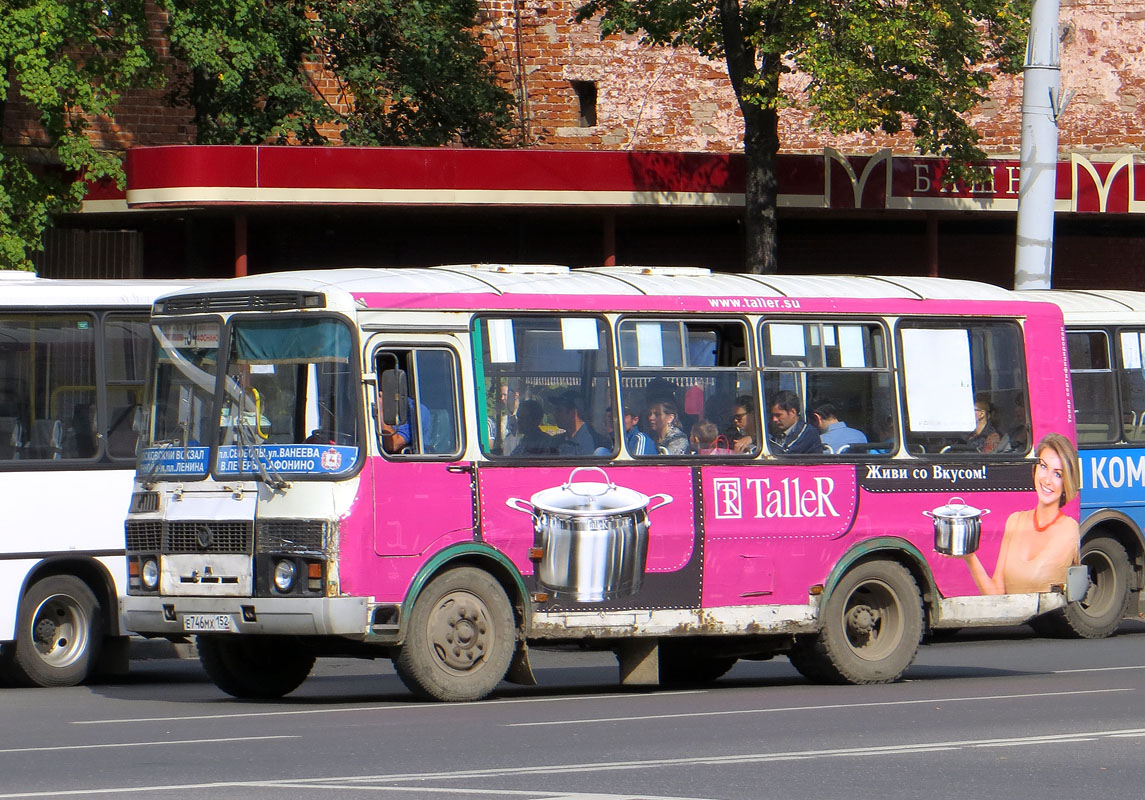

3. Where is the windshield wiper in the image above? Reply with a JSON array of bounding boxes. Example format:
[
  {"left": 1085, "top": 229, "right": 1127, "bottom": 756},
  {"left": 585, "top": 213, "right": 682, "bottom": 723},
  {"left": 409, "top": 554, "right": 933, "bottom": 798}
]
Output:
[{"left": 231, "top": 398, "right": 290, "bottom": 493}]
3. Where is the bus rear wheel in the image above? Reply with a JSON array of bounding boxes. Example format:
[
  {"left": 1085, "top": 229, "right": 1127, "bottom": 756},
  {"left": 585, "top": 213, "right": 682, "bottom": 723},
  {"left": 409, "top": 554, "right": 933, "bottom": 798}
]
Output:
[
  {"left": 395, "top": 567, "right": 515, "bottom": 702},
  {"left": 198, "top": 635, "right": 315, "bottom": 699},
  {"left": 1031, "top": 535, "right": 1131, "bottom": 639},
  {"left": 788, "top": 561, "right": 922, "bottom": 685},
  {"left": 6, "top": 575, "right": 102, "bottom": 688}
]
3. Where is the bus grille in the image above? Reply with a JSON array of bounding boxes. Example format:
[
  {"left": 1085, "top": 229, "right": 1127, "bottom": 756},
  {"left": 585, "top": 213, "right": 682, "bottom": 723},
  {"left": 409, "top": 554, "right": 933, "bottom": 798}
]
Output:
[
  {"left": 130, "top": 492, "right": 160, "bottom": 513},
  {"left": 168, "top": 522, "right": 253, "bottom": 553},
  {"left": 256, "top": 520, "right": 328, "bottom": 554},
  {"left": 125, "top": 520, "right": 162, "bottom": 551},
  {"left": 157, "top": 291, "right": 325, "bottom": 313},
  {"left": 125, "top": 520, "right": 254, "bottom": 554}
]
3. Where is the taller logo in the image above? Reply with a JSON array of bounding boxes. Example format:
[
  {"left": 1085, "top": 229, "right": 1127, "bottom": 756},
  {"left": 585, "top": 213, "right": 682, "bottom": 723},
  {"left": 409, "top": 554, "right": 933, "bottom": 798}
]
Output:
[{"left": 705, "top": 465, "right": 858, "bottom": 539}]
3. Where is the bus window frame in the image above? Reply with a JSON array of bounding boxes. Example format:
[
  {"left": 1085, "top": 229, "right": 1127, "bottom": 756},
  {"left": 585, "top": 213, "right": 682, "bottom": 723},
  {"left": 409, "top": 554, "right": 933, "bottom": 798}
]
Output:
[
  {"left": 370, "top": 342, "right": 466, "bottom": 461},
  {"left": 616, "top": 313, "right": 756, "bottom": 459},
  {"left": 894, "top": 316, "right": 1031, "bottom": 458},
  {"left": 0, "top": 308, "right": 107, "bottom": 468},
  {"left": 1067, "top": 327, "right": 1120, "bottom": 446},
  {"left": 208, "top": 311, "right": 366, "bottom": 482},
  {"left": 471, "top": 312, "right": 617, "bottom": 461},
  {"left": 758, "top": 315, "right": 894, "bottom": 458}
]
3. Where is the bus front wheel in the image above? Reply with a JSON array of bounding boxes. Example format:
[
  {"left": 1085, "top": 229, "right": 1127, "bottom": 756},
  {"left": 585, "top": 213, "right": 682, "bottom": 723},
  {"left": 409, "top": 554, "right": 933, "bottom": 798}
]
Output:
[
  {"left": 198, "top": 635, "right": 315, "bottom": 699},
  {"left": 1031, "top": 535, "right": 1131, "bottom": 639},
  {"left": 788, "top": 561, "right": 922, "bottom": 685},
  {"left": 6, "top": 575, "right": 102, "bottom": 687},
  {"left": 395, "top": 567, "right": 515, "bottom": 702}
]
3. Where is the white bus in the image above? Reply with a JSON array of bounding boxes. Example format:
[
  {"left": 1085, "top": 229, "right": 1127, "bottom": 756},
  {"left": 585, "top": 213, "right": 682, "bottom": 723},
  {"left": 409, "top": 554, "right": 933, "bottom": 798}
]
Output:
[{"left": 0, "top": 272, "right": 192, "bottom": 687}]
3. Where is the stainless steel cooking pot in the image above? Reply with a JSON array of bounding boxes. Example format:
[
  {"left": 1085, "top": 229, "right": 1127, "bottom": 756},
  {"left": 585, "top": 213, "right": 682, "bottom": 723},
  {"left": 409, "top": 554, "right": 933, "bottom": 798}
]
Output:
[
  {"left": 925, "top": 497, "right": 990, "bottom": 556},
  {"left": 507, "top": 466, "right": 672, "bottom": 602}
]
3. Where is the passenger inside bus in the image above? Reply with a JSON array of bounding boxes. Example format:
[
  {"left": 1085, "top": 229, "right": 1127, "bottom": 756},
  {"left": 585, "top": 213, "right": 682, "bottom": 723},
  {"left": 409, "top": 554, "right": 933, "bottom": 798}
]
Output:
[
  {"left": 967, "top": 394, "right": 1002, "bottom": 453},
  {"left": 812, "top": 401, "right": 867, "bottom": 454},
  {"left": 767, "top": 390, "right": 824, "bottom": 454},
  {"left": 511, "top": 399, "right": 557, "bottom": 456},
  {"left": 729, "top": 395, "right": 759, "bottom": 454},
  {"left": 551, "top": 390, "right": 610, "bottom": 456},
  {"left": 647, "top": 399, "right": 689, "bottom": 455},
  {"left": 691, "top": 419, "right": 732, "bottom": 455}
]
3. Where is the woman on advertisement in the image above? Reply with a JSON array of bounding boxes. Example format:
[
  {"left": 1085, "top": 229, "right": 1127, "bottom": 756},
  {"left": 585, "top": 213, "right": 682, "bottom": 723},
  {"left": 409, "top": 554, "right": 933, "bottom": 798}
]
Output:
[{"left": 961, "top": 433, "right": 1081, "bottom": 594}]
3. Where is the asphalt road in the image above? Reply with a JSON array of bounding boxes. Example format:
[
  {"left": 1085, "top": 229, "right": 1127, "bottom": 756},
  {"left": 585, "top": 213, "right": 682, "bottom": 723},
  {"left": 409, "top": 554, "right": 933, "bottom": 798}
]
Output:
[{"left": 3, "top": 622, "right": 1145, "bottom": 800}]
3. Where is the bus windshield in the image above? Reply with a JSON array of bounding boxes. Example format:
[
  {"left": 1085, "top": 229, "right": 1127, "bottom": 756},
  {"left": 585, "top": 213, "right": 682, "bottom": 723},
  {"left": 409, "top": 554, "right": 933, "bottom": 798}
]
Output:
[{"left": 139, "top": 315, "right": 360, "bottom": 481}]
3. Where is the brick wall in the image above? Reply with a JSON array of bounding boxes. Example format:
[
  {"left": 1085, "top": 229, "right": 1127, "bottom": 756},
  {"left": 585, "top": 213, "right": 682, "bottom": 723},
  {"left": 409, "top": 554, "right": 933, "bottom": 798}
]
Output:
[{"left": 4, "top": 1, "right": 1143, "bottom": 158}]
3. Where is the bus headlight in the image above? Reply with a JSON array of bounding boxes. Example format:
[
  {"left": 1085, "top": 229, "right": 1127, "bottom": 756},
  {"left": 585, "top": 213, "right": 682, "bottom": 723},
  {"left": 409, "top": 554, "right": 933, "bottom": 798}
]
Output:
[
  {"left": 273, "top": 559, "right": 297, "bottom": 593},
  {"left": 141, "top": 558, "right": 160, "bottom": 591}
]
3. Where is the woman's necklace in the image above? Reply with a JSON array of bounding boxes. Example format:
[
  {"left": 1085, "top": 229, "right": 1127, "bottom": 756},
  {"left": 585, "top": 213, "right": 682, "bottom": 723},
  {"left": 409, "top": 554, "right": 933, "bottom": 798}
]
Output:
[{"left": 1033, "top": 507, "right": 1064, "bottom": 532}]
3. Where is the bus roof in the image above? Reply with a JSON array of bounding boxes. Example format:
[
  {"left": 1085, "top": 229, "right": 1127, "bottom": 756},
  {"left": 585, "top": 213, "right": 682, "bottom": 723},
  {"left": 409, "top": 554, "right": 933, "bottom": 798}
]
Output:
[
  {"left": 0, "top": 272, "right": 197, "bottom": 308},
  {"left": 1022, "top": 289, "right": 1145, "bottom": 323},
  {"left": 152, "top": 265, "right": 1029, "bottom": 312}
]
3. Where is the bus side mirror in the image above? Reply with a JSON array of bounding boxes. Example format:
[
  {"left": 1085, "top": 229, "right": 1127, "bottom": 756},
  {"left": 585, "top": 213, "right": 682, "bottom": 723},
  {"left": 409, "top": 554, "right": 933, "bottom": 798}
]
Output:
[{"left": 379, "top": 368, "right": 409, "bottom": 427}]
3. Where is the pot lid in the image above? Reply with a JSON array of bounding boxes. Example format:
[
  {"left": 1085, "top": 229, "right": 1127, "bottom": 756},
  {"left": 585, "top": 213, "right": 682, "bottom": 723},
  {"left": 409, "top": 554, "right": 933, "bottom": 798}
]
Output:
[
  {"left": 929, "top": 497, "right": 984, "bottom": 518},
  {"left": 529, "top": 481, "right": 648, "bottom": 515}
]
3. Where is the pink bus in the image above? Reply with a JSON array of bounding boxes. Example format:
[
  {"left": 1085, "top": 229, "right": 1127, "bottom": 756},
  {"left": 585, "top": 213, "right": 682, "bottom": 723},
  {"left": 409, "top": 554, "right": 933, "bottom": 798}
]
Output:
[{"left": 122, "top": 265, "right": 1079, "bottom": 701}]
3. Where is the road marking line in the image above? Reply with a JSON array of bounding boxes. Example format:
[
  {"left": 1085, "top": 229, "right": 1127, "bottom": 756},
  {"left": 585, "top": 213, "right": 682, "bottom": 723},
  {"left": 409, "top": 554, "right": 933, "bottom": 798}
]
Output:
[
  {"left": 262, "top": 784, "right": 708, "bottom": 799},
  {"left": 5, "top": 727, "right": 1145, "bottom": 798},
  {"left": 1052, "top": 665, "right": 1145, "bottom": 674},
  {"left": 72, "top": 690, "right": 703, "bottom": 726},
  {"left": 0, "top": 735, "right": 297, "bottom": 755},
  {"left": 505, "top": 687, "right": 1132, "bottom": 727}
]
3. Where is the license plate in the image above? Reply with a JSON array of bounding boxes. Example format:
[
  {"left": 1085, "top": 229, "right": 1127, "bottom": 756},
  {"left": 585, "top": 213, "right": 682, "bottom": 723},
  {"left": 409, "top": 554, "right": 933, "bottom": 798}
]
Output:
[{"left": 182, "top": 614, "right": 236, "bottom": 632}]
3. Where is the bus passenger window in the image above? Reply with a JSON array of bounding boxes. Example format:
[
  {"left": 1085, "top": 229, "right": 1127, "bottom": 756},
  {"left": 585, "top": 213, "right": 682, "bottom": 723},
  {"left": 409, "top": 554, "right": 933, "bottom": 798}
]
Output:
[
  {"left": 1116, "top": 329, "right": 1145, "bottom": 444},
  {"left": 899, "top": 321, "right": 1029, "bottom": 456},
  {"left": 474, "top": 316, "right": 614, "bottom": 459},
  {"left": 374, "top": 348, "right": 461, "bottom": 457},
  {"left": 0, "top": 313, "right": 98, "bottom": 462},
  {"left": 761, "top": 320, "right": 892, "bottom": 457},
  {"left": 618, "top": 318, "right": 752, "bottom": 457}
]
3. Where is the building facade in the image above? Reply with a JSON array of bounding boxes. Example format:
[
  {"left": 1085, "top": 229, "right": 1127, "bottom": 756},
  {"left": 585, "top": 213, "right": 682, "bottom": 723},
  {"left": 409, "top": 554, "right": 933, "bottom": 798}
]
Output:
[{"left": 9, "top": 0, "right": 1145, "bottom": 285}]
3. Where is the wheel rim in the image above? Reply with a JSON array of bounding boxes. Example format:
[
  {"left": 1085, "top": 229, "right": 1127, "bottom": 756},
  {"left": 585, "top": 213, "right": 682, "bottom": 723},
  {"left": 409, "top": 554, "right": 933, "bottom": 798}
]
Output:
[
  {"left": 426, "top": 589, "right": 495, "bottom": 675},
  {"left": 840, "top": 579, "right": 903, "bottom": 661},
  {"left": 1079, "top": 549, "right": 1116, "bottom": 616},
  {"left": 29, "top": 593, "right": 89, "bottom": 669}
]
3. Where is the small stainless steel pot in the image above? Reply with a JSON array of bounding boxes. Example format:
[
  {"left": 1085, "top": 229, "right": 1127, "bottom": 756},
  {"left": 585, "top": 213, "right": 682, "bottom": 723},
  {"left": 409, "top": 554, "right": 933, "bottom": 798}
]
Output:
[
  {"left": 507, "top": 466, "right": 672, "bottom": 602},
  {"left": 925, "top": 497, "right": 990, "bottom": 556}
]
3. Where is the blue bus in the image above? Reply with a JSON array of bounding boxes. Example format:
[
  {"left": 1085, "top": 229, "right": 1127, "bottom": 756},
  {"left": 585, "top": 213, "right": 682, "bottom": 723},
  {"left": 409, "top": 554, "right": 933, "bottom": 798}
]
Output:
[{"left": 1031, "top": 290, "right": 1145, "bottom": 637}]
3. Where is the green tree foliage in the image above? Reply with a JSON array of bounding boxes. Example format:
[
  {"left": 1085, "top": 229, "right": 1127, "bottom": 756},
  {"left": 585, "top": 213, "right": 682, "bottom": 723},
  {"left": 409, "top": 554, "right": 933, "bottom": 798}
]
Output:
[
  {"left": 0, "top": 0, "right": 154, "bottom": 269},
  {"left": 162, "top": 0, "right": 327, "bottom": 144},
  {"left": 164, "top": 0, "right": 514, "bottom": 147},
  {"left": 575, "top": 0, "right": 1030, "bottom": 273}
]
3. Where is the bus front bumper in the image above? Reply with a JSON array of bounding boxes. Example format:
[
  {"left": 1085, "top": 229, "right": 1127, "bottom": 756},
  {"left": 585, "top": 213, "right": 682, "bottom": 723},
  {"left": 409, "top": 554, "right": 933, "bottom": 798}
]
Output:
[{"left": 122, "top": 595, "right": 371, "bottom": 638}]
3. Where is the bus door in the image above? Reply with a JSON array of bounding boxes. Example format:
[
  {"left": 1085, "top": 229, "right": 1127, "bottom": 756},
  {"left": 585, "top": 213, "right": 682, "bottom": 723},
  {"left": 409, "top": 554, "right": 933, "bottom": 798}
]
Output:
[{"left": 369, "top": 337, "right": 474, "bottom": 557}]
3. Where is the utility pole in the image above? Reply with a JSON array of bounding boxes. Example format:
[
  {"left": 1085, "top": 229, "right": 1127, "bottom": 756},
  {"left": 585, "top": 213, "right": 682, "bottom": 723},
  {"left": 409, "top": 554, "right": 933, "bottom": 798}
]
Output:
[{"left": 1014, "top": 0, "right": 1062, "bottom": 290}]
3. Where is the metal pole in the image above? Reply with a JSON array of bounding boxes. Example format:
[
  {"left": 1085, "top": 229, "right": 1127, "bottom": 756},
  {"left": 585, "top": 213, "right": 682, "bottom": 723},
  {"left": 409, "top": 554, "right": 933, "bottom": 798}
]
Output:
[{"left": 1014, "top": 0, "right": 1062, "bottom": 290}]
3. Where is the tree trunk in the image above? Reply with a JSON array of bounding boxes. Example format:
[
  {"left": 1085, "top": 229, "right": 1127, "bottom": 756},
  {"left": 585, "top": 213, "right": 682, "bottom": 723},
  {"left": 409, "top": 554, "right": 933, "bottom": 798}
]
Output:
[
  {"left": 715, "top": 0, "right": 781, "bottom": 275},
  {"left": 741, "top": 103, "right": 780, "bottom": 274}
]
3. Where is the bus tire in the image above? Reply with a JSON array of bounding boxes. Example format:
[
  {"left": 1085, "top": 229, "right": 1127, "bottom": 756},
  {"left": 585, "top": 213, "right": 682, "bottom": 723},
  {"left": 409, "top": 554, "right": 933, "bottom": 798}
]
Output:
[
  {"left": 788, "top": 561, "right": 922, "bottom": 685},
  {"left": 8, "top": 575, "right": 103, "bottom": 688},
  {"left": 1031, "top": 535, "right": 1131, "bottom": 639},
  {"left": 658, "top": 640, "right": 738, "bottom": 686},
  {"left": 198, "top": 635, "right": 315, "bottom": 699},
  {"left": 395, "top": 567, "right": 515, "bottom": 702}
]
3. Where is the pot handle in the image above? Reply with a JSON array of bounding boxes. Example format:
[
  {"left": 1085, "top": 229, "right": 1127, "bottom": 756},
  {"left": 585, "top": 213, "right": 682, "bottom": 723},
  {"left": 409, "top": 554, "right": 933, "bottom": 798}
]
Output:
[
  {"left": 947, "top": 497, "right": 990, "bottom": 516},
  {"left": 564, "top": 465, "right": 616, "bottom": 496},
  {"left": 646, "top": 493, "right": 673, "bottom": 512},
  {"left": 922, "top": 510, "right": 935, "bottom": 519},
  {"left": 505, "top": 497, "right": 534, "bottom": 514}
]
